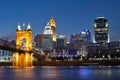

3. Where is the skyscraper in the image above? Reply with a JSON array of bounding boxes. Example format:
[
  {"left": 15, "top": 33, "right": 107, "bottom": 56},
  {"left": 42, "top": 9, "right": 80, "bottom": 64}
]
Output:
[
  {"left": 93, "top": 17, "right": 109, "bottom": 44},
  {"left": 42, "top": 22, "right": 53, "bottom": 51},
  {"left": 80, "top": 29, "right": 91, "bottom": 42},
  {"left": 57, "top": 35, "right": 67, "bottom": 49},
  {"left": 70, "top": 34, "right": 82, "bottom": 49},
  {"left": 50, "top": 17, "right": 56, "bottom": 42},
  {"left": 34, "top": 34, "right": 44, "bottom": 49}
]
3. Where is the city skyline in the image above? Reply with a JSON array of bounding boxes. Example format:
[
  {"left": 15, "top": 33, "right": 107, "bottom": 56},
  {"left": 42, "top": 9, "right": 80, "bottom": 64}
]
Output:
[{"left": 0, "top": 0, "right": 120, "bottom": 41}]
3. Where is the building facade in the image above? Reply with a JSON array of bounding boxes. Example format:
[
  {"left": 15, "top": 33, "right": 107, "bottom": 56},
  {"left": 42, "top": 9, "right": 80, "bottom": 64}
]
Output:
[
  {"left": 42, "top": 35, "right": 53, "bottom": 51},
  {"left": 0, "top": 50, "right": 12, "bottom": 62},
  {"left": 57, "top": 35, "right": 67, "bottom": 49},
  {"left": 70, "top": 34, "right": 82, "bottom": 50},
  {"left": 56, "top": 35, "right": 67, "bottom": 55},
  {"left": 34, "top": 34, "right": 44, "bottom": 49}
]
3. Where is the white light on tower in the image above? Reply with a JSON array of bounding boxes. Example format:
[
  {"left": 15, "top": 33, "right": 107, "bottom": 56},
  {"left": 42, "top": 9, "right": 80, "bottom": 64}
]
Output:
[
  {"left": 93, "top": 32, "right": 96, "bottom": 43},
  {"left": 108, "top": 33, "right": 110, "bottom": 43},
  {"left": 27, "top": 23, "right": 31, "bottom": 30},
  {"left": 93, "top": 38, "right": 96, "bottom": 43},
  {"left": 106, "top": 22, "right": 109, "bottom": 27},
  {"left": 94, "top": 23, "right": 97, "bottom": 27},
  {"left": 97, "top": 16, "right": 105, "bottom": 19},
  {"left": 18, "top": 23, "right": 21, "bottom": 30}
]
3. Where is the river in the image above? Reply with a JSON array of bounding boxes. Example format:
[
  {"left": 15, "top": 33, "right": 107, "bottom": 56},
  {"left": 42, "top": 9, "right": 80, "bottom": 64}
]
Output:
[{"left": 0, "top": 66, "right": 120, "bottom": 80}]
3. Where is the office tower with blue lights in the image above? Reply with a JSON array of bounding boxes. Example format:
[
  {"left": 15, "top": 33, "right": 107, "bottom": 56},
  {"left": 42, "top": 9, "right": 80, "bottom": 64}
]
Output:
[
  {"left": 80, "top": 29, "right": 91, "bottom": 42},
  {"left": 93, "top": 17, "right": 110, "bottom": 45}
]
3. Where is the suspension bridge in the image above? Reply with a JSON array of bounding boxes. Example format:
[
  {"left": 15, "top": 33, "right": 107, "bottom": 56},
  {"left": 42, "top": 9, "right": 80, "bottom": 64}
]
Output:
[{"left": 0, "top": 24, "right": 42, "bottom": 67}]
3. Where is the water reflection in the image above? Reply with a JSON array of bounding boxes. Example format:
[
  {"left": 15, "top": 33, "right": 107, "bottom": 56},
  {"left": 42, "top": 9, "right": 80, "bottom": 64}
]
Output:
[
  {"left": 13, "top": 68, "right": 35, "bottom": 79},
  {"left": 0, "top": 66, "right": 119, "bottom": 80},
  {"left": 40, "top": 66, "right": 59, "bottom": 78}
]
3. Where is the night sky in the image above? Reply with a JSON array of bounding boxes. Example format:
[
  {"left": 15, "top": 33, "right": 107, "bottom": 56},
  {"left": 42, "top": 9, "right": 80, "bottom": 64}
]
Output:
[{"left": 0, "top": 0, "right": 120, "bottom": 41}]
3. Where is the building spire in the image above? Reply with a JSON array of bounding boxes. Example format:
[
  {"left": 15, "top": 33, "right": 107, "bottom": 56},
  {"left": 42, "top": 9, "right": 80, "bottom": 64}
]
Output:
[
  {"left": 18, "top": 23, "right": 21, "bottom": 30},
  {"left": 47, "top": 22, "right": 50, "bottom": 26},
  {"left": 50, "top": 16, "right": 56, "bottom": 27},
  {"left": 51, "top": 16, "right": 53, "bottom": 19}
]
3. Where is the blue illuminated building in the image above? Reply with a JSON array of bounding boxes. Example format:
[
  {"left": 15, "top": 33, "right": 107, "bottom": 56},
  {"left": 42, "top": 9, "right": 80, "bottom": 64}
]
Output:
[{"left": 80, "top": 29, "right": 91, "bottom": 42}]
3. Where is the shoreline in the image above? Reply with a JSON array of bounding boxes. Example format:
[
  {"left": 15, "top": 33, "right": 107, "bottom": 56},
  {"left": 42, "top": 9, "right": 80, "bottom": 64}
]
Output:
[
  {"left": 0, "top": 60, "right": 120, "bottom": 66},
  {"left": 33, "top": 60, "right": 120, "bottom": 66}
]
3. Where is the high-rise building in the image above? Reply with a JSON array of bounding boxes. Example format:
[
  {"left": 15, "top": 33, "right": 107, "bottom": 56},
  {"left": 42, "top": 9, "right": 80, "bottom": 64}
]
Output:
[
  {"left": 70, "top": 34, "right": 82, "bottom": 49},
  {"left": 34, "top": 34, "right": 44, "bottom": 49},
  {"left": 80, "top": 29, "right": 91, "bottom": 42},
  {"left": 93, "top": 17, "right": 110, "bottom": 55},
  {"left": 50, "top": 17, "right": 56, "bottom": 42},
  {"left": 69, "top": 34, "right": 81, "bottom": 55},
  {"left": 42, "top": 35, "right": 53, "bottom": 51},
  {"left": 70, "top": 30, "right": 92, "bottom": 56},
  {"left": 42, "top": 22, "right": 53, "bottom": 51},
  {"left": 57, "top": 35, "right": 67, "bottom": 49},
  {"left": 93, "top": 17, "right": 109, "bottom": 44},
  {"left": 56, "top": 35, "right": 67, "bottom": 55}
]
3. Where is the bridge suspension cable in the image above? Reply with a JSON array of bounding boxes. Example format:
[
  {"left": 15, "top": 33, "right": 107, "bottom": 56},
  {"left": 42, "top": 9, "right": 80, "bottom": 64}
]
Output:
[{"left": 0, "top": 31, "right": 16, "bottom": 41}]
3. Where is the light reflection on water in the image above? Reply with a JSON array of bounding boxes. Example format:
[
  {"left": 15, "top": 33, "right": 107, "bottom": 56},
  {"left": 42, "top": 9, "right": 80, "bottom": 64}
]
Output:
[{"left": 0, "top": 66, "right": 120, "bottom": 80}]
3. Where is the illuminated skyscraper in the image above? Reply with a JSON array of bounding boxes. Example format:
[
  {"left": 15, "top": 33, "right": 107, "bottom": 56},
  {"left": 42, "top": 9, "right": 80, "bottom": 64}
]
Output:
[
  {"left": 42, "top": 22, "right": 53, "bottom": 51},
  {"left": 50, "top": 17, "right": 56, "bottom": 42},
  {"left": 80, "top": 29, "right": 91, "bottom": 42},
  {"left": 44, "top": 22, "right": 53, "bottom": 35},
  {"left": 93, "top": 17, "right": 109, "bottom": 44}
]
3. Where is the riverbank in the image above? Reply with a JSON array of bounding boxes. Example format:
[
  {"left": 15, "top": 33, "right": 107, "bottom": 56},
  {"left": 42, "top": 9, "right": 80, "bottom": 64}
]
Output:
[
  {"left": 0, "top": 60, "right": 120, "bottom": 66},
  {"left": 33, "top": 60, "right": 120, "bottom": 66}
]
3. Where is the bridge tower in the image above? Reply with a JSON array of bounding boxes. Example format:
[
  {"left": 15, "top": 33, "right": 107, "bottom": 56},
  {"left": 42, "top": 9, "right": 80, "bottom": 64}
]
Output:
[{"left": 12, "top": 23, "right": 33, "bottom": 67}]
